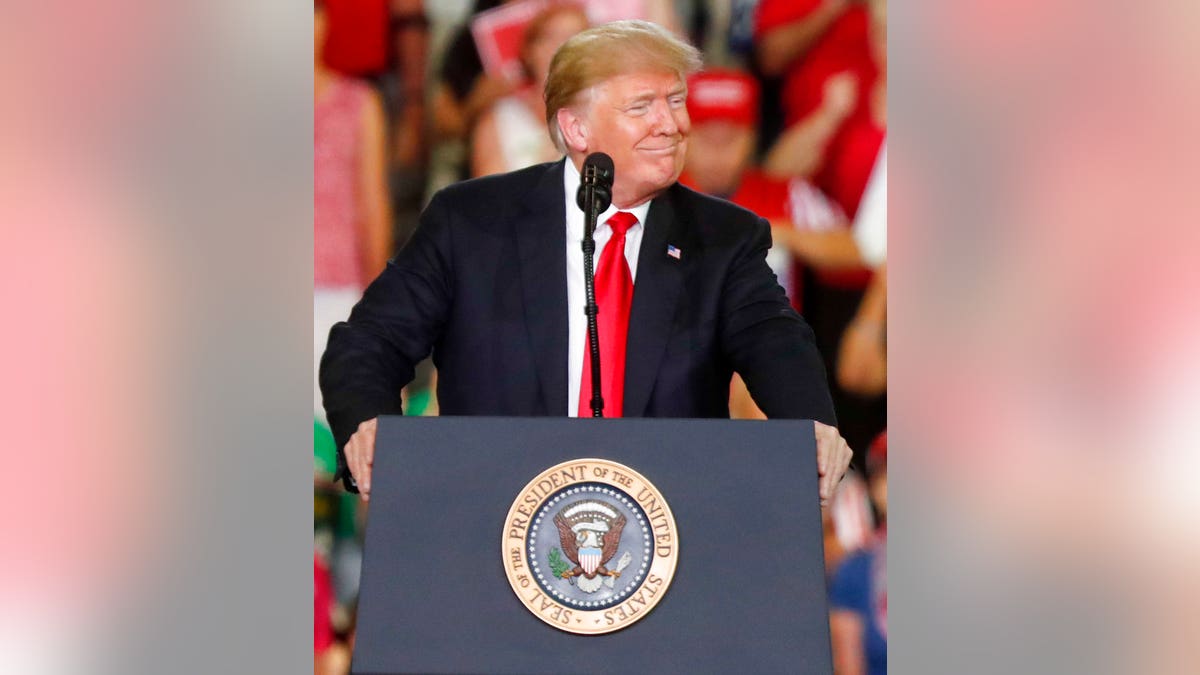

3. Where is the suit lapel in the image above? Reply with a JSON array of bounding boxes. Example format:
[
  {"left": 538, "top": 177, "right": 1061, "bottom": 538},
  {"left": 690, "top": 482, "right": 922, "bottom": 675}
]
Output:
[
  {"left": 516, "top": 161, "right": 569, "bottom": 415},
  {"left": 624, "top": 185, "right": 687, "bottom": 417}
]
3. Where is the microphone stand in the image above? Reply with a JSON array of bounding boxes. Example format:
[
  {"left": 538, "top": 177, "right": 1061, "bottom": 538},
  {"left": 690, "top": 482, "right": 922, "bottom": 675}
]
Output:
[{"left": 581, "top": 166, "right": 605, "bottom": 417}]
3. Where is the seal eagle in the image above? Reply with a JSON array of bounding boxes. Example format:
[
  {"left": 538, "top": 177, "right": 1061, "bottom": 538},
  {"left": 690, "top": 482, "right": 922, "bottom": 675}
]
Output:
[{"left": 553, "top": 500, "right": 626, "bottom": 583}]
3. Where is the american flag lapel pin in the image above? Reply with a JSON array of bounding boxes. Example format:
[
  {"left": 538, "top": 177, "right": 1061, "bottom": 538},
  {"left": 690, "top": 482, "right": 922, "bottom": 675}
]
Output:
[{"left": 666, "top": 244, "right": 681, "bottom": 260}]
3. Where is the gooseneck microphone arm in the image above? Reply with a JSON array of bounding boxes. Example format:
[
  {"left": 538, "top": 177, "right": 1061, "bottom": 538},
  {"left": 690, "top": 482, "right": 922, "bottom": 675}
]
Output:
[{"left": 576, "top": 153, "right": 614, "bottom": 417}]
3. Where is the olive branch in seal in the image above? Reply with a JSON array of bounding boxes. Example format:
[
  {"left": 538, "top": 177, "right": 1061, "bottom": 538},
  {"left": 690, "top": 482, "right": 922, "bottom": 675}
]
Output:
[{"left": 548, "top": 547, "right": 570, "bottom": 580}]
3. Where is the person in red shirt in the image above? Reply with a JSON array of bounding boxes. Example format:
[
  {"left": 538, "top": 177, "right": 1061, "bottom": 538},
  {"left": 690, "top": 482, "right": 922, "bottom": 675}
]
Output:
[
  {"left": 682, "top": 66, "right": 885, "bottom": 462},
  {"left": 681, "top": 69, "right": 867, "bottom": 307},
  {"left": 755, "top": 0, "right": 877, "bottom": 127},
  {"left": 681, "top": 68, "right": 862, "bottom": 419},
  {"left": 756, "top": 0, "right": 885, "bottom": 220},
  {"left": 315, "top": 0, "right": 394, "bottom": 422}
]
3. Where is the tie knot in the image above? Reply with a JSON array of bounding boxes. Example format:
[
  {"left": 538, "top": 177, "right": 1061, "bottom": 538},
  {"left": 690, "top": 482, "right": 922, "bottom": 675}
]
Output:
[{"left": 606, "top": 211, "right": 638, "bottom": 236}]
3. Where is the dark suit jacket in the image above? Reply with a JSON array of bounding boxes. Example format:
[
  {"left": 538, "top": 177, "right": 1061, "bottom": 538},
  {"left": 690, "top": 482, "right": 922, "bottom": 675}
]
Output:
[{"left": 320, "top": 160, "right": 835, "bottom": 487}]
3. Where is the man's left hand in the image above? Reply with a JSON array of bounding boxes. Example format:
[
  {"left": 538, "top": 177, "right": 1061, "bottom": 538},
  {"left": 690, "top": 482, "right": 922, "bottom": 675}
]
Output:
[{"left": 814, "top": 421, "right": 853, "bottom": 507}]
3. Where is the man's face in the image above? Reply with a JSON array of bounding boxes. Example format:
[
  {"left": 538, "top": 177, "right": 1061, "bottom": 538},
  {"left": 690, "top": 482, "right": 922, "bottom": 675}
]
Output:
[
  {"left": 685, "top": 120, "right": 756, "bottom": 197},
  {"left": 580, "top": 70, "right": 691, "bottom": 207}
]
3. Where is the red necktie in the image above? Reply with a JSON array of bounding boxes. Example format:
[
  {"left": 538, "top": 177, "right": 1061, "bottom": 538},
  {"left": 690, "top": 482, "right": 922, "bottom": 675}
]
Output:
[{"left": 579, "top": 211, "right": 637, "bottom": 417}]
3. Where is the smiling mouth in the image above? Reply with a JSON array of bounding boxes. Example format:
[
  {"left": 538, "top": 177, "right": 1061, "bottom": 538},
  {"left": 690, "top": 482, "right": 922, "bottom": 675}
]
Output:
[{"left": 638, "top": 145, "right": 679, "bottom": 154}]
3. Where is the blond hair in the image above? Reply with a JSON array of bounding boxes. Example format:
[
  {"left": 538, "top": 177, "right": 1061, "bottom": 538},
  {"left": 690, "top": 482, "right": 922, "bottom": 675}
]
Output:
[{"left": 543, "top": 20, "right": 703, "bottom": 152}]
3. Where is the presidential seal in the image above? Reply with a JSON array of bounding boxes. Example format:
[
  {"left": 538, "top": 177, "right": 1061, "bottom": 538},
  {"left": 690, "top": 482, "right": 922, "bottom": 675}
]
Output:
[{"left": 502, "top": 459, "right": 678, "bottom": 635}]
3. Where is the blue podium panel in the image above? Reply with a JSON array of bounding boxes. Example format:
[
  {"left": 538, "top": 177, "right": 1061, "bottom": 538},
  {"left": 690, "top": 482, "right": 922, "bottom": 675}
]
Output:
[{"left": 353, "top": 417, "right": 831, "bottom": 675}]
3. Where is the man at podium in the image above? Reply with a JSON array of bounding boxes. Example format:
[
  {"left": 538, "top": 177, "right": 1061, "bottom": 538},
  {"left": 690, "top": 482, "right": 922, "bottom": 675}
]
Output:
[{"left": 320, "top": 20, "right": 853, "bottom": 507}]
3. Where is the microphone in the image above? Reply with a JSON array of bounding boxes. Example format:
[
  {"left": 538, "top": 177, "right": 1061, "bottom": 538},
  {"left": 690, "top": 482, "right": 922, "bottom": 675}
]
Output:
[
  {"left": 575, "top": 152, "right": 614, "bottom": 417},
  {"left": 576, "top": 152, "right": 614, "bottom": 214}
]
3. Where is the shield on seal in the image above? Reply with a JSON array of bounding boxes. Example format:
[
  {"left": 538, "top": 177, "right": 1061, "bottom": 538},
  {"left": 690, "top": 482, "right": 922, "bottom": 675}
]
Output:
[{"left": 579, "top": 547, "right": 602, "bottom": 576}]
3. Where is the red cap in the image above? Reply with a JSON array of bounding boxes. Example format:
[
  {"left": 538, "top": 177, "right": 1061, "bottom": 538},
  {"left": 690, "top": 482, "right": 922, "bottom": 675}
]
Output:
[{"left": 686, "top": 69, "right": 759, "bottom": 127}]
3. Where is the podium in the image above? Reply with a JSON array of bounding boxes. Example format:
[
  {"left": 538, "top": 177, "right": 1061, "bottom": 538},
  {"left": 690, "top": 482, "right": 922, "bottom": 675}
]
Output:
[{"left": 351, "top": 417, "right": 832, "bottom": 674}]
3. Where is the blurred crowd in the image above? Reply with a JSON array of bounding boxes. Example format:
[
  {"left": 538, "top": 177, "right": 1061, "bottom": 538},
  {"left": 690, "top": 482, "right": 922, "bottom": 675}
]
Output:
[{"left": 313, "top": 0, "right": 886, "bottom": 673}]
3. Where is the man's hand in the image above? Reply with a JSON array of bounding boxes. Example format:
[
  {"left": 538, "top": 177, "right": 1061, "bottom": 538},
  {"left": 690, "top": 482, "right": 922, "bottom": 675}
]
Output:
[
  {"left": 345, "top": 417, "right": 378, "bottom": 502},
  {"left": 814, "top": 421, "right": 853, "bottom": 507}
]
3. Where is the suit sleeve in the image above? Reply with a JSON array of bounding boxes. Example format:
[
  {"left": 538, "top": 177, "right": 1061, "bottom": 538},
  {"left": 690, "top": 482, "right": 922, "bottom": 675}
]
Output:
[
  {"left": 719, "top": 216, "right": 837, "bottom": 425},
  {"left": 319, "top": 191, "right": 456, "bottom": 489}
]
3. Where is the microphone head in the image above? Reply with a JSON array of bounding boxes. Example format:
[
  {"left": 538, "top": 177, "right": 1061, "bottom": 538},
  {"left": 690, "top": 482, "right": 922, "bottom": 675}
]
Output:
[
  {"left": 581, "top": 152, "right": 614, "bottom": 188},
  {"left": 576, "top": 152, "right": 614, "bottom": 213}
]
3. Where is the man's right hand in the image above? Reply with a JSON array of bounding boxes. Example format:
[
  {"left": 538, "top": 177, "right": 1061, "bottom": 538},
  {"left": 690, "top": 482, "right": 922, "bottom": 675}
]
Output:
[{"left": 344, "top": 417, "right": 378, "bottom": 502}]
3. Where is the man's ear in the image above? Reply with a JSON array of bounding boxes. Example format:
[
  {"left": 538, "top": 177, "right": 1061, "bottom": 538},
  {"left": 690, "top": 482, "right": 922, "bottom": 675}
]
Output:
[{"left": 557, "top": 106, "right": 589, "bottom": 154}]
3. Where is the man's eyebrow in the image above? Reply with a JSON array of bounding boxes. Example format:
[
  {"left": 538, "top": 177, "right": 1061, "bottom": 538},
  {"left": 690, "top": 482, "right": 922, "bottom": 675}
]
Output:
[{"left": 622, "top": 87, "right": 688, "bottom": 105}]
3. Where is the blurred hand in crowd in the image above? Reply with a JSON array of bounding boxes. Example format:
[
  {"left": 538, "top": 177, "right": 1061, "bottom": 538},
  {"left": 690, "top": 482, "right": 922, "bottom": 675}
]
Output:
[
  {"left": 837, "top": 264, "right": 887, "bottom": 396},
  {"left": 823, "top": 71, "right": 860, "bottom": 119},
  {"left": 432, "top": 73, "right": 515, "bottom": 141},
  {"left": 838, "top": 319, "right": 887, "bottom": 396}
]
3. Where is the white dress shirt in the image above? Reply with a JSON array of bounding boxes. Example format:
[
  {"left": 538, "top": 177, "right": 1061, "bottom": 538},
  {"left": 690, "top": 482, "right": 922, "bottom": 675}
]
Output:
[{"left": 563, "top": 159, "right": 651, "bottom": 416}]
